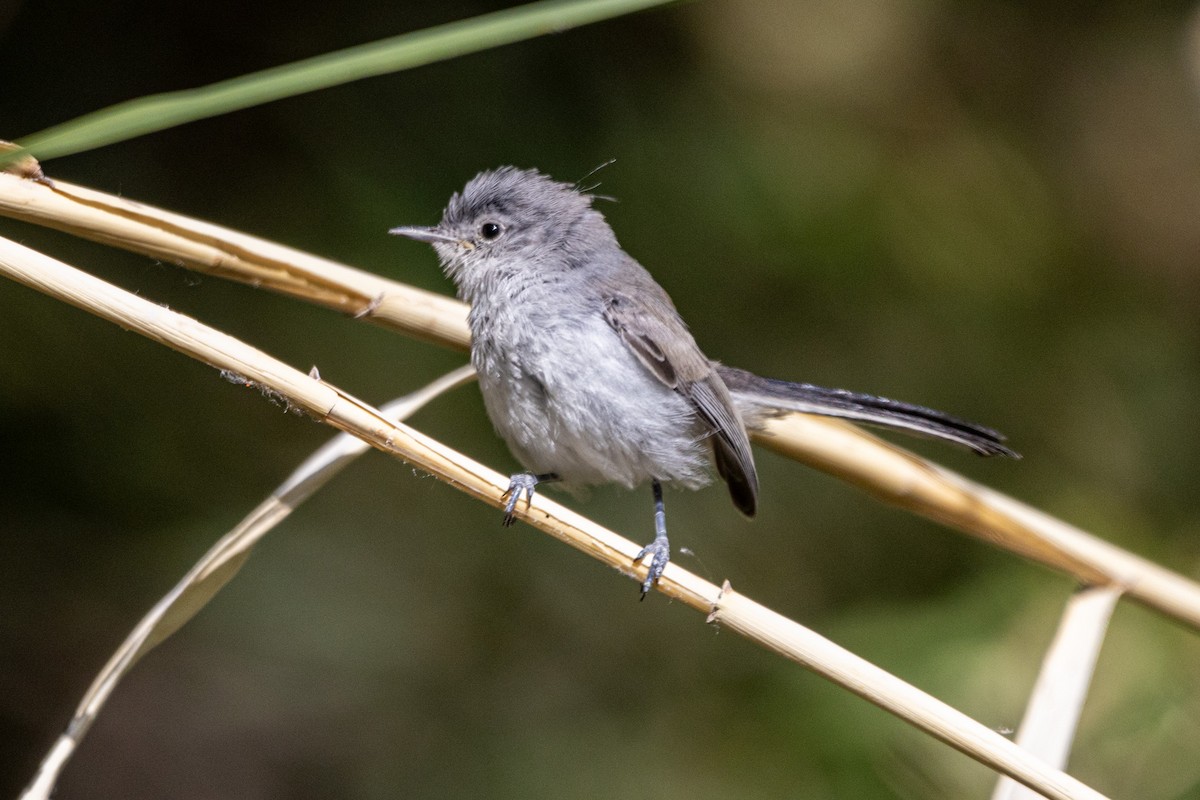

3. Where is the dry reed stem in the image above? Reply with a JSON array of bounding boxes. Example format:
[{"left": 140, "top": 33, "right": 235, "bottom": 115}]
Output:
[
  {"left": 0, "top": 174, "right": 471, "bottom": 347},
  {"left": 991, "top": 586, "right": 1122, "bottom": 800},
  {"left": 710, "top": 583, "right": 1110, "bottom": 800},
  {"left": 18, "top": 365, "right": 478, "bottom": 800},
  {"left": 759, "top": 414, "right": 1200, "bottom": 628},
  {"left": 1, "top": 172, "right": 1196, "bottom": 630},
  {"left": 0, "top": 234, "right": 1108, "bottom": 800}
]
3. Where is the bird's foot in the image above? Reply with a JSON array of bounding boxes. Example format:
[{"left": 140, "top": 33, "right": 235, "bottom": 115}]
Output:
[
  {"left": 633, "top": 535, "right": 670, "bottom": 600},
  {"left": 500, "top": 472, "right": 557, "bottom": 527}
]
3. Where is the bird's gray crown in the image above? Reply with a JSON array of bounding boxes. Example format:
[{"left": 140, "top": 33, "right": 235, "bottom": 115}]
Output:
[{"left": 442, "top": 166, "right": 596, "bottom": 230}]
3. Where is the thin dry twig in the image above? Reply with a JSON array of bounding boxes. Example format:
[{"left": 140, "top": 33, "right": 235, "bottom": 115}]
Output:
[
  {"left": 1, "top": 172, "right": 1196, "bottom": 631},
  {"left": 0, "top": 234, "right": 1109, "bottom": 800}
]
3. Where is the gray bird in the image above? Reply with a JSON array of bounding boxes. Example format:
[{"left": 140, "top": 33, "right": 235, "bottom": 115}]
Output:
[{"left": 391, "top": 167, "right": 1016, "bottom": 597}]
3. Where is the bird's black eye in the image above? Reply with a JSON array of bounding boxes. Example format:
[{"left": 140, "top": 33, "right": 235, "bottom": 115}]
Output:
[{"left": 480, "top": 222, "right": 502, "bottom": 240}]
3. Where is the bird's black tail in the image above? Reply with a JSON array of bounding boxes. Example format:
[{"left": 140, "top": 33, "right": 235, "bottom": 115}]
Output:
[{"left": 717, "top": 365, "right": 1018, "bottom": 458}]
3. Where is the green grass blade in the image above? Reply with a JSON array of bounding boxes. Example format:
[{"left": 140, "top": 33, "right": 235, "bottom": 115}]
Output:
[{"left": 3, "top": 0, "right": 675, "bottom": 165}]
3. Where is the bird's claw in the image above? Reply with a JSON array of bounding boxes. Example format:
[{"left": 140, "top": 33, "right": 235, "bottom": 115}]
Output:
[
  {"left": 633, "top": 537, "right": 671, "bottom": 600},
  {"left": 501, "top": 473, "right": 539, "bottom": 527}
]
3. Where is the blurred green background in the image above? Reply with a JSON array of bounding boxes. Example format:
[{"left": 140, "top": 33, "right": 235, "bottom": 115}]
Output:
[{"left": 3, "top": 1, "right": 1200, "bottom": 797}]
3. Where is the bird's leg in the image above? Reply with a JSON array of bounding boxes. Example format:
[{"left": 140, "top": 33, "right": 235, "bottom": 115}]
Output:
[
  {"left": 633, "top": 480, "right": 671, "bottom": 599},
  {"left": 501, "top": 472, "right": 559, "bottom": 527}
]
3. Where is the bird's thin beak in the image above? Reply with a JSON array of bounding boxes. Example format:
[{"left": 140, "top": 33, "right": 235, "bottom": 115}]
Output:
[{"left": 388, "top": 225, "right": 458, "bottom": 244}]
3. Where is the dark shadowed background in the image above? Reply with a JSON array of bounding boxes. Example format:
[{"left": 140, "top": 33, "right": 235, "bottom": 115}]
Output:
[{"left": 3, "top": 1, "right": 1200, "bottom": 798}]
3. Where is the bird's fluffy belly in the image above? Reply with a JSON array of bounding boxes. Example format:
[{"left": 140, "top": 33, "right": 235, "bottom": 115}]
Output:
[{"left": 472, "top": 321, "right": 712, "bottom": 490}]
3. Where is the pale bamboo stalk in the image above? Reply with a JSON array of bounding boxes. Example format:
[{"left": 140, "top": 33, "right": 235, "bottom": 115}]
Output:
[
  {"left": 18, "top": 365, "right": 477, "bottom": 800},
  {"left": 0, "top": 235, "right": 1108, "bottom": 800},
  {"left": 1, "top": 173, "right": 1196, "bottom": 633},
  {"left": 991, "top": 586, "right": 1122, "bottom": 800}
]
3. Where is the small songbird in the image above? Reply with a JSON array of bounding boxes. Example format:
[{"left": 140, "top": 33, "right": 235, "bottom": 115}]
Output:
[{"left": 391, "top": 167, "right": 1016, "bottom": 597}]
